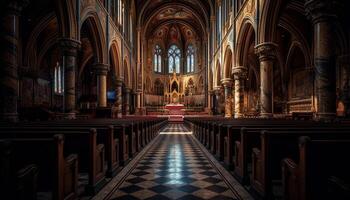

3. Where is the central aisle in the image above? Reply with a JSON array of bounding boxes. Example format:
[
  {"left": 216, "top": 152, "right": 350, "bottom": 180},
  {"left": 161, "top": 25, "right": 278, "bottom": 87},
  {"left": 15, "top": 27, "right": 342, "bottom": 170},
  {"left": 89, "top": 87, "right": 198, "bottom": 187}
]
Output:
[{"left": 95, "top": 124, "right": 252, "bottom": 200}]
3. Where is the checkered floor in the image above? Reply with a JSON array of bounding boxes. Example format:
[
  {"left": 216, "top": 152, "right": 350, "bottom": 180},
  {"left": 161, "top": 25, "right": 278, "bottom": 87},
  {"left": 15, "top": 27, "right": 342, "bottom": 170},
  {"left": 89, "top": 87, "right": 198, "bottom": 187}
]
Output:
[{"left": 108, "top": 124, "right": 240, "bottom": 200}]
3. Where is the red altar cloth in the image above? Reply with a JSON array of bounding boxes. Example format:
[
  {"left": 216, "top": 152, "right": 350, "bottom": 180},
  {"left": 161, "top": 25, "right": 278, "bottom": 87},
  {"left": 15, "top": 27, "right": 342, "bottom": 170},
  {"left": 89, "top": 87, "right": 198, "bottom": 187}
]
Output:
[{"left": 165, "top": 104, "right": 184, "bottom": 122}]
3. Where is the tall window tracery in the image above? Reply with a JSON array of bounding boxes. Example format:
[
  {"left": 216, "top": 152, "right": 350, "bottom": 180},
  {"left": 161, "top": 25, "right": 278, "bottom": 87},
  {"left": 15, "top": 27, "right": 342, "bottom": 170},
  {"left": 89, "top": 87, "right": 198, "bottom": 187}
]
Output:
[
  {"left": 186, "top": 45, "right": 195, "bottom": 73},
  {"left": 154, "top": 45, "right": 162, "bottom": 72},
  {"left": 54, "top": 62, "right": 63, "bottom": 94},
  {"left": 168, "top": 45, "right": 181, "bottom": 73}
]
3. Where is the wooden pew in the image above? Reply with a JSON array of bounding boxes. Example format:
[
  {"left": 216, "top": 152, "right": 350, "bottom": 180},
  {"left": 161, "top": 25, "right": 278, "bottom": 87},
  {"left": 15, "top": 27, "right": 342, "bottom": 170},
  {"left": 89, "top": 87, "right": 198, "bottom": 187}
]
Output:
[
  {"left": 4, "top": 117, "right": 167, "bottom": 173},
  {"left": 1, "top": 141, "right": 39, "bottom": 200},
  {"left": 0, "top": 117, "right": 167, "bottom": 198},
  {"left": 232, "top": 126, "right": 350, "bottom": 184},
  {"left": 0, "top": 128, "right": 107, "bottom": 195},
  {"left": 251, "top": 130, "right": 350, "bottom": 200},
  {"left": 1, "top": 135, "right": 78, "bottom": 200},
  {"left": 282, "top": 137, "right": 350, "bottom": 200}
]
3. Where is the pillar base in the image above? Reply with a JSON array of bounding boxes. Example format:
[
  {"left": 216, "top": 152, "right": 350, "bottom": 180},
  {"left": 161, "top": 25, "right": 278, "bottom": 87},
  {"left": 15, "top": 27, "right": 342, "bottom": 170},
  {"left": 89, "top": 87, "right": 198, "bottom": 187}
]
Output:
[
  {"left": 260, "top": 113, "right": 273, "bottom": 118},
  {"left": 205, "top": 107, "right": 213, "bottom": 115},
  {"left": 0, "top": 113, "right": 18, "bottom": 122},
  {"left": 136, "top": 107, "right": 146, "bottom": 115},
  {"left": 65, "top": 112, "right": 76, "bottom": 120},
  {"left": 234, "top": 113, "right": 244, "bottom": 119},
  {"left": 314, "top": 112, "right": 336, "bottom": 122}
]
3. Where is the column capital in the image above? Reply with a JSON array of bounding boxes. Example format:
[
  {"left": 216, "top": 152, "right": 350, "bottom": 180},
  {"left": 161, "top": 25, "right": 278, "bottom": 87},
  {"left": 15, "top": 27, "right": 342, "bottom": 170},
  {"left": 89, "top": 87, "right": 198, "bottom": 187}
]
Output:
[
  {"left": 115, "top": 78, "right": 123, "bottom": 86},
  {"left": 305, "top": 0, "right": 340, "bottom": 24},
  {"left": 255, "top": 42, "right": 278, "bottom": 61},
  {"left": 221, "top": 78, "right": 233, "bottom": 87},
  {"left": 124, "top": 87, "right": 131, "bottom": 93},
  {"left": 233, "top": 67, "right": 248, "bottom": 80},
  {"left": 59, "top": 38, "right": 81, "bottom": 56},
  {"left": 93, "top": 63, "right": 109, "bottom": 75}
]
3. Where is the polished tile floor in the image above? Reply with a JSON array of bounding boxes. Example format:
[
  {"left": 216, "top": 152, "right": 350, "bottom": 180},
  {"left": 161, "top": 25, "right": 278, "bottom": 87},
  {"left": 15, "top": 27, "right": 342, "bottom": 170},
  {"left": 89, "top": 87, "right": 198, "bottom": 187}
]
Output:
[{"left": 97, "top": 124, "right": 251, "bottom": 200}]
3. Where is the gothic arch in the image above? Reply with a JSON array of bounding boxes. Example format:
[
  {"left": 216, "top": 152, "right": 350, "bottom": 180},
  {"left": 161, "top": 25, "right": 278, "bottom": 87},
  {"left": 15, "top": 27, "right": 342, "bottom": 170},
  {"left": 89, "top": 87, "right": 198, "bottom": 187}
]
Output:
[
  {"left": 24, "top": 13, "right": 59, "bottom": 71},
  {"left": 258, "top": 0, "right": 283, "bottom": 43},
  {"left": 285, "top": 42, "right": 310, "bottom": 74},
  {"left": 137, "top": 0, "right": 212, "bottom": 30},
  {"left": 236, "top": 18, "right": 255, "bottom": 67},
  {"left": 80, "top": 13, "right": 107, "bottom": 64},
  {"left": 54, "top": 0, "right": 78, "bottom": 39},
  {"left": 142, "top": 3, "right": 207, "bottom": 38},
  {"left": 223, "top": 46, "right": 233, "bottom": 78},
  {"left": 109, "top": 41, "right": 121, "bottom": 78}
]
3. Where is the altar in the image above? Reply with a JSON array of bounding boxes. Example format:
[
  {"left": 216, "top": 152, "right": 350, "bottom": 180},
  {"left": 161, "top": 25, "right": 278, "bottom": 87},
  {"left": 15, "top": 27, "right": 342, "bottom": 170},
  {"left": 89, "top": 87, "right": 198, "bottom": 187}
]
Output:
[
  {"left": 165, "top": 103, "right": 184, "bottom": 123},
  {"left": 164, "top": 70, "right": 185, "bottom": 105}
]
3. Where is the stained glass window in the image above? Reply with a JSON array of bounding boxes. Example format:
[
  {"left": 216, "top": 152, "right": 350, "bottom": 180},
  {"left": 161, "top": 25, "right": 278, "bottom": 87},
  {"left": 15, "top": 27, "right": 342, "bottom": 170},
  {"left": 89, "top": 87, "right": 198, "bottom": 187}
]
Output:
[
  {"left": 168, "top": 45, "right": 181, "bottom": 73},
  {"left": 186, "top": 45, "right": 195, "bottom": 73},
  {"left": 154, "top": 45, "right": 162, "bottom": 72}
]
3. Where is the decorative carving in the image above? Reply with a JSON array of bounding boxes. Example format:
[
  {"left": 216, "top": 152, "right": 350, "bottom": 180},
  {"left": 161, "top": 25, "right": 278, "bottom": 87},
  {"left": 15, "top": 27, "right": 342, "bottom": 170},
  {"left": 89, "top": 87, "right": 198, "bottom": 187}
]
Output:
[
  {"left": 305, "top": 0, "right": 340, "bottom": 23},
  {"left": 93, "top": 63, "right": 109, "bottom": 75},
  {"left": 59, "top": 38, "right": 81, "bottom": 57},
  {"left": 255, "top": 42, "right": 277, "bottom": 61},
  {"left": 233, "top": 67, "right": 248, "bottom": 80}
]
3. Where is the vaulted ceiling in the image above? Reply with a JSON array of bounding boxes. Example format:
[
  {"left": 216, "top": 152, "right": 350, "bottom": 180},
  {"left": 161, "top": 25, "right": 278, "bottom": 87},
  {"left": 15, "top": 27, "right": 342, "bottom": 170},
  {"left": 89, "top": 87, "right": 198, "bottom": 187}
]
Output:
[{"left": 137, "top": 0, "right": 213, "bottom": 40}]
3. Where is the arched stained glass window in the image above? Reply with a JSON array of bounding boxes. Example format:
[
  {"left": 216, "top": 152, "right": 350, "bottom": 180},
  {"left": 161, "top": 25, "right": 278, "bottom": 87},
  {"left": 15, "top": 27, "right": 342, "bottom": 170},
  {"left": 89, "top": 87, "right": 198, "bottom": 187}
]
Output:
[
  {"left": 154, "top": 45, "right": 162, "bottom": 72},
  {"left": 186, "top": 45, "right": 195, "bottom": 73},
  {"left": 54, "top": 62, "right": 63, "bottom": 94},
  {"left": 168, "top": 45, "right": 181, "bottom": 73}
]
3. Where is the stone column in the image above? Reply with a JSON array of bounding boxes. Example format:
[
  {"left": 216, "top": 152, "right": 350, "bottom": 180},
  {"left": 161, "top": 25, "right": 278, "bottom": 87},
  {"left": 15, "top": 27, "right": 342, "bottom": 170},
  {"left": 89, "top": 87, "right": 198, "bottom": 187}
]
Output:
[
  {"left": 214, "top": 86, "right": 222, "bottom": 115},
  {"left": 222, "top": 78, "right": 233, "bottom": 118},
  {"left": 255, "top": 42, "right": 277, "bottom": 118},
  {"left": 305, "top": 0, "right": 338, "bottom": 120},
  {"left": 233, "top": 67, "right": 247, "bottom": 118},
  {"left": 210, "top": 15, "right": 216, "bottom": 55},
  {"left": 93, "top": 63, "right": 109, "bottom": 108},
  {"left": 115, "top": 79, "right": 123, "bottom": 118},
  {"left": 0, "top": 0, "right": 28, "bottom": 122},
  {"left": 135, "top": 90, "right": 141, "bottom": 115},
  {"left": 124, "top": 87, "right": 131, "bottom": 115},
  {"left": 208, "top": 90, "right": 214, "bottom": 115},
  {"left": 60, "top": 38, "right": 81, "bottom": 119}
]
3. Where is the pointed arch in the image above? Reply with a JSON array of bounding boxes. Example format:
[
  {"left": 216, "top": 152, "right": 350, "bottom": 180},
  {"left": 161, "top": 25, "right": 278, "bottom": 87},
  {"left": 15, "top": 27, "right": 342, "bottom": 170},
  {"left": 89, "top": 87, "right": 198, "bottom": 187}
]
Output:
[
  {"left": 54, "top": 0, "right": 78, "bottom": 38},
  {"left": 109, "top": 41, "right": 121, "bottom": 78},
  {"left": 236, "top": 18, "right": 255, "bottom": 67},
  {"left": 24, "top": 13, "right": 59, "bottom": 71},
  {"left": 223, "top": 46, "right": 233, "bottom": 78},
  {"left": 80, "top": 13, "right": 107, "bottom": 64},
  {"left": 258, "top": 0, "right": 283, "bottom": 43}
]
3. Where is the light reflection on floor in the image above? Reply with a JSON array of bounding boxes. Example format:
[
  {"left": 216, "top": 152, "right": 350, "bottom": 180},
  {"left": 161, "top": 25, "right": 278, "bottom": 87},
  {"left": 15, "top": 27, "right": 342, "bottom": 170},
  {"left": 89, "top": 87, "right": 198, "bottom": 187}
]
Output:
[
  {"left": 160, "top": 131, "right": 192, "bottom": 135},
  {"left": 167, "top": 144, "right": 184, "bottom": 185},
  {"left": 160, "top": 123, "right": 192, "bottom": 135},
  {"left": 108, "top": 124, "right": 241, "bottom": 200}
]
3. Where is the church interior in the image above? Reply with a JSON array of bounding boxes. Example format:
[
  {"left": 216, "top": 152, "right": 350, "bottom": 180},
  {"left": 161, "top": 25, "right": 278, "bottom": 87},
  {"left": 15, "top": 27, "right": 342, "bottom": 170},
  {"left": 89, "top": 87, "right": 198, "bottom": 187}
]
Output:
[{"left": 1, "top": 0, "right": 350, "bottom": 199}]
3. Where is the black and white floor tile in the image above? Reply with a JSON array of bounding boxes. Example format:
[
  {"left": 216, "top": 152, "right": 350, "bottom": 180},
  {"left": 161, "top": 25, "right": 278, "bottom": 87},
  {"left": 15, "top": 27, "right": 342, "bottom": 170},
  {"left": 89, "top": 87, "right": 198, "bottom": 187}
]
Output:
[{"left": 95, "top": 124, "right": 252, "bottom": 200}]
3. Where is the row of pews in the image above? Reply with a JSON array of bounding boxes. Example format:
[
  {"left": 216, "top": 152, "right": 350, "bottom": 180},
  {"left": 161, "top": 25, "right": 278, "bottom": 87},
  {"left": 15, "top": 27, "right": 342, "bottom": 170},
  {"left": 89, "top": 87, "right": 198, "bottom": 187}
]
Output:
[
  {"left": 184, "top": 117, "right": 350, "bottom": 200},
  {"left": 0, "top": 117, "right": 167, "bottom": 200}
]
